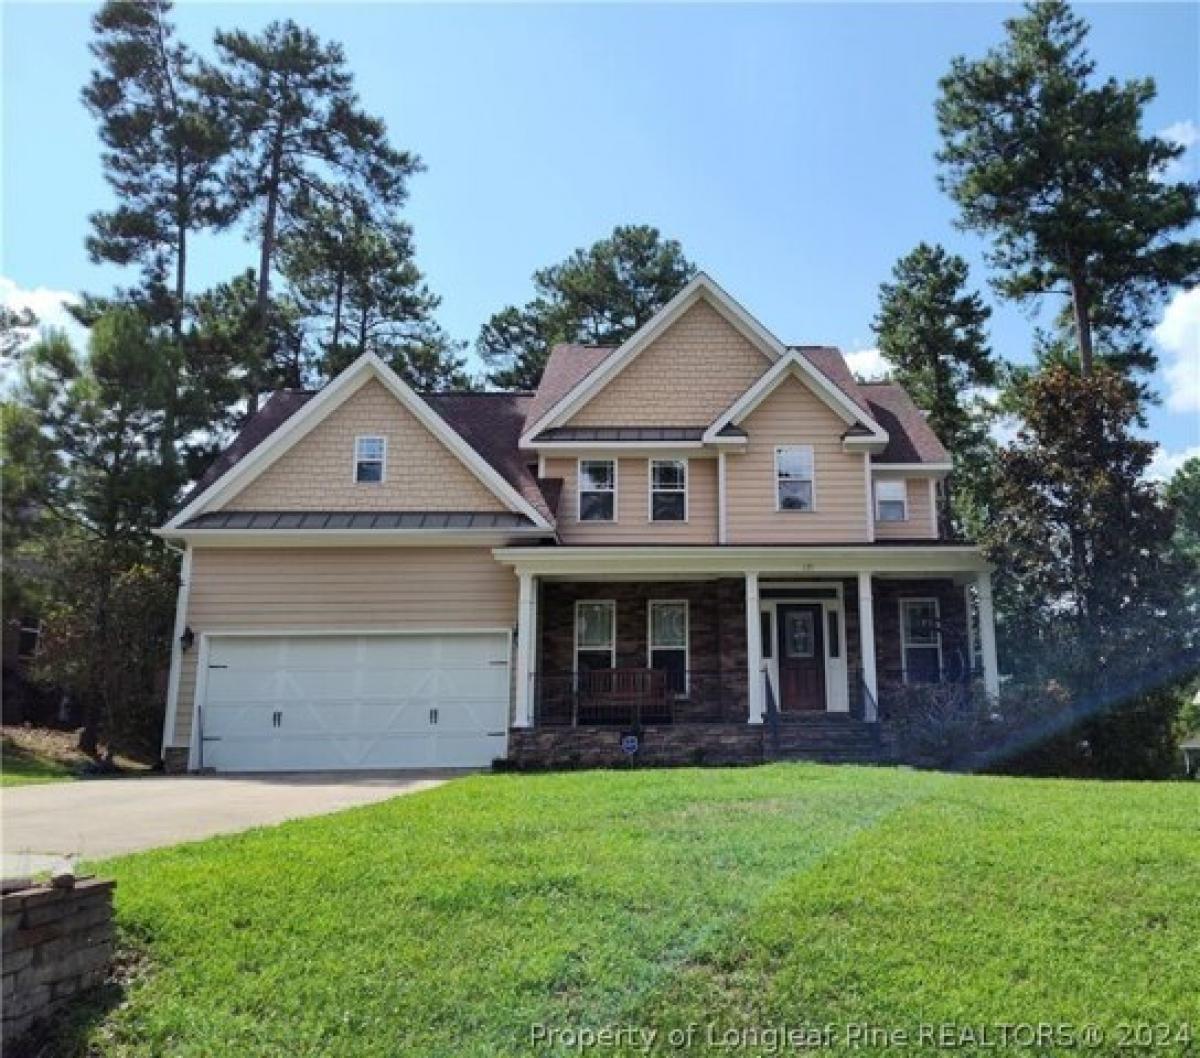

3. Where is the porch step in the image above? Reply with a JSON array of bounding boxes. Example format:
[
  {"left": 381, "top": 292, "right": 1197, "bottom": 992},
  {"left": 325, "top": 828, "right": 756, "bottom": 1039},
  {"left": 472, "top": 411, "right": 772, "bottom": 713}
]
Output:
[{"left": 767, "top": 715, "right": 897, "bottom": 765}]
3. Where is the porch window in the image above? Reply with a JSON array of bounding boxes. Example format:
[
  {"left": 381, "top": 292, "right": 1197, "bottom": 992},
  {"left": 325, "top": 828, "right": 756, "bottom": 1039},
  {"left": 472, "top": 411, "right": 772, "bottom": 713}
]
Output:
[
  {"left": 775, "top": 446, "right": 815, "bottom": 511},
  {"left": 648, "top": 600, "right": 688, "bottom": 695},
  {"left": 876, "top": 479, "right": 907, "bottom": 522},
  {"left": 354, "top": 436, "right": 386, "bottom": 483},
  {"left": 900, "top": 598, "right": 942, "bottom": 684},
  {"left": 575, "top": 600, "right": 616, "bottom": 672},
  {"left": 649, "top": 459, "right": 687, "bottom": 522},
  {"left": 578, "top": 460, "right": 616, "bottom": 522}
]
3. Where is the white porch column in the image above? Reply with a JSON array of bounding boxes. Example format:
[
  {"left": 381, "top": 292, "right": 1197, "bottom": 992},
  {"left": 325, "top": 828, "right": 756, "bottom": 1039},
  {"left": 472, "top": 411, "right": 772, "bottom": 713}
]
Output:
[
  {"left": 857, "top": 571, "right": 878, "bottom": 721},
  {"left": 513, "top": 571, "right": 537, "bottom": 728},
  {"left": 976, "top": 570, "right": 1001, "bottom": 699},
  {"left": 745, "top": 571, "right": 764, "bottom": 724}
]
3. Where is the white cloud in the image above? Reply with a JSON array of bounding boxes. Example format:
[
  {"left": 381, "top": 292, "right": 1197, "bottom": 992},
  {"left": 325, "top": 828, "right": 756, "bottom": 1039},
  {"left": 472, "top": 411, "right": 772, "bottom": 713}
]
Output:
[
  {"left": 1147, "top": 444, "right": 1200, "bottom": 483},
  {"left": 1, "top": 276, "right": 89, "bottom": 352},
  {"left": 843, "top": 346, "right": 893, "bottom": 381},
  {"left": 1154, "top": 285, "right": 1200, "bottom": 413},
  {"left": 1156, "top": 119, "right": 1199, "bottom": 182}
]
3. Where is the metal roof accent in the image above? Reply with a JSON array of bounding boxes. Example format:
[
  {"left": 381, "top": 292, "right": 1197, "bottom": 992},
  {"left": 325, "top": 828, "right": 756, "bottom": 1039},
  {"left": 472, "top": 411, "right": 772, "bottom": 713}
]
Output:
[{"left": 180, "top": 510, "right": 539, "bottom": 531}]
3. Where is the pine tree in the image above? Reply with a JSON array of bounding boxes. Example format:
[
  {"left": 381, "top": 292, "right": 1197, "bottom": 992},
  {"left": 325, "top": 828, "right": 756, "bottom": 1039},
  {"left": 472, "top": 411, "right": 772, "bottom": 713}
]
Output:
[
  {"left": 936, "top": 0, "right": 1199, "bottom": 377},
  {"left": 479, "top": 225, "right": 696, "bottom": 389},
  {"left": 199, "top": 18, "right": 421, "bottom": 403},
  {"left": 873, "top": 243, "right": 997, "bottom": 537}
]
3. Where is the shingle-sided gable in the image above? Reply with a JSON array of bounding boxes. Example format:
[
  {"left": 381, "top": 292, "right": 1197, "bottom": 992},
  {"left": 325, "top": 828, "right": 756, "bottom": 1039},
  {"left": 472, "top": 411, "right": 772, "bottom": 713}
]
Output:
[
  {"left": 219, "top": 378, "right": 510, "bottom": 513},
  {"left": 564, "top": 298, "right": 773, "bottom": 427}
]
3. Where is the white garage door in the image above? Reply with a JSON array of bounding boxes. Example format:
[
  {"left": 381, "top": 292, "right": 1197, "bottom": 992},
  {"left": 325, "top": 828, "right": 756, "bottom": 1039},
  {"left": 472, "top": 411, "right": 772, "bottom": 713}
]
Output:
[{"left": 198, "top": 633, "right": 510, "bottom": 772}]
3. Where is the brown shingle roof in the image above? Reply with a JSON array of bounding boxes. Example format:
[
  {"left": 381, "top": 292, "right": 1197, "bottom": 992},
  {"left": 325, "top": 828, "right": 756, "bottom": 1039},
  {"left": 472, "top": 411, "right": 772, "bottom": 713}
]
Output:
[
  {"left": 862, "top": 383, "right": 951, "bottom": 465},
  {"left": 422, "top": 392, "right": 553, "bottom": 521},
  {"left": 523, "top": 343, "right": 616, "bottom": 428}
]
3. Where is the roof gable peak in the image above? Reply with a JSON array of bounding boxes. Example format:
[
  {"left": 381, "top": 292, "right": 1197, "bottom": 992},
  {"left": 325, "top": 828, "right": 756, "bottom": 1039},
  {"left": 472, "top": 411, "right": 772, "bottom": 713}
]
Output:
[{"left": 520, "top": 272, "right": 786, "bottom": 444}]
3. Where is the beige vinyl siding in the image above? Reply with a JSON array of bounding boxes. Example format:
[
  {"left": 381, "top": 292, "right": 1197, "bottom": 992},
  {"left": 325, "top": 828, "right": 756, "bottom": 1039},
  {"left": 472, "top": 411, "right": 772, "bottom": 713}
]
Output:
[
  {"left": 726, "top": 375, "right": 869, "bottom": 543},
  {"left": 221, "top": 379, "right": 507, "bottom": 512},
  {"left": 170, "top": 547, "right": 517, "bottom": 746},
  {"left": 874, "top": 477, "right": 938, "bottom": 540},
  {"left": 547, "top": 457, "right": 719, "bottom": 544},
  {"left": 565, "top": 300, "right": 771, "bottom": 427}
]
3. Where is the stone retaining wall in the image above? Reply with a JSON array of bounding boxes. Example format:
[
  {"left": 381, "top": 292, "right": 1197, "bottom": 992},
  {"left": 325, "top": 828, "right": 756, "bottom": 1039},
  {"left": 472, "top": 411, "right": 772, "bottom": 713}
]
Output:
[
  {"left": 508, "top": 724, "right": 766, "bottom": 769},
  {"left": 1, "top": 878, "right": 115, "bottom": 1044}
]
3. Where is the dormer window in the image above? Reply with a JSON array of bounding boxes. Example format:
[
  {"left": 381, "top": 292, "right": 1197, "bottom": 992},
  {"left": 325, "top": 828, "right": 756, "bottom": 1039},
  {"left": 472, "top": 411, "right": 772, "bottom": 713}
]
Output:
[
  {"left": 354, "top": 436, "right": 386, "bottom": 483},
  {"left": 775, "top": 446, "right": 815, "bottom": 512},
  {"left": 876, "top": 479, "right": 908, "bottom": 522}
]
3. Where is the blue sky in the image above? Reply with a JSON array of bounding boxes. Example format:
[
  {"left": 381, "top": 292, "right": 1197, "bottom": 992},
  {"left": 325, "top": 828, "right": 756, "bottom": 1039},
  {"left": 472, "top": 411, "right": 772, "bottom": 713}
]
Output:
[{"left": 3, "top": 2, "right": 1197, "bottom": 472}]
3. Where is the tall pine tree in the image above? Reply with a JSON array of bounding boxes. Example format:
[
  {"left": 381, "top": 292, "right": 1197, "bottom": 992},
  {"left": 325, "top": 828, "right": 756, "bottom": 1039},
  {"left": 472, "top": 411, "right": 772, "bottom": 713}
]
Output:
[
  {"left": 479, "top": 225, "right": 695, "bottom": 389},
  {"left": 936, "top": 0, "right": 1199, "bottom": 377},
  {"left": 873, "top": 243, "right": 997, "bottom": 537},
  {"left": 199, "top": 20, "right": 421, "bottom": 402}
]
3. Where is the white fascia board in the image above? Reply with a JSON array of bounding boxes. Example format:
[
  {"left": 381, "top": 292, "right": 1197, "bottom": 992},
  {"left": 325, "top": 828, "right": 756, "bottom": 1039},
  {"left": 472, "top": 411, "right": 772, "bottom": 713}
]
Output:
[
  {"left": 163, "top": 527, "right": 554, "bottom": 548},
  {"left": 164, "top": 352, "right": 552, "bottom": 531},
  {"left": 492, "top": 544, "right": 991, "bottom": 576},
  {"left": 703, "top": 352, "right": 888, "bottom": 445},
  {"left": 518, "top": 273, "right": 787, "bottom": 446}
]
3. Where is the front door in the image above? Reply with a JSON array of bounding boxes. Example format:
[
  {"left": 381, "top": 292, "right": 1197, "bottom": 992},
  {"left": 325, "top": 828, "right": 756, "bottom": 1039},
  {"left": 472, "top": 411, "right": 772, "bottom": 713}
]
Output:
[{"left": 776, "top": 604, "right": 826, "bottom": 711}]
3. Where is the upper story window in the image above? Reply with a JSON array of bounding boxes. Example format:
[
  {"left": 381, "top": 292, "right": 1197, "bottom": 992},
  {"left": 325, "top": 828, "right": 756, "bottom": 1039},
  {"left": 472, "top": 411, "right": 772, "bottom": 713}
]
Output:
[
  {"left": 578, "top": 460, "right": 616, "bottom": 522},
  {"left": 649, "top": 459, "right": 687, "bottom": 522},
  {"left": 354, "top": 436, "right": 386, "bottom": 483},
  {"left": 775, "top": 445, "right": 815, "bottom": 512},
  {"left": 876, "top": 479, "right": 908, "bottom": 522}
]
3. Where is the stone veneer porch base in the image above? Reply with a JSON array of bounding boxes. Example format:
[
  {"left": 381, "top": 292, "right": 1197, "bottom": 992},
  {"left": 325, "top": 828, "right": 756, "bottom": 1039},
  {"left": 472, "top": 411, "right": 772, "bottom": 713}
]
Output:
[{"left": 507, "top": 721, "right": 899, "bottom": 770}]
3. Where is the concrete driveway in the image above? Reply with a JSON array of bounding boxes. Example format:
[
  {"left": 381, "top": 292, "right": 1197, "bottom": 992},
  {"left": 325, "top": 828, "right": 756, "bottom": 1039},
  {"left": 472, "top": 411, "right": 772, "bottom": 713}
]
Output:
[{"left": 2, "top": 772, "right": 450, "bottom": 876}]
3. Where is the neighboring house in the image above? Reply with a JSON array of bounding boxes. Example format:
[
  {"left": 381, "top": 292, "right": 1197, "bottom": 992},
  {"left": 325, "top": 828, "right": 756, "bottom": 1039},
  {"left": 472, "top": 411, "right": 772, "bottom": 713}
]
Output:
[{"left": 157, "top": 274, "right": 999, "bottom": 772}]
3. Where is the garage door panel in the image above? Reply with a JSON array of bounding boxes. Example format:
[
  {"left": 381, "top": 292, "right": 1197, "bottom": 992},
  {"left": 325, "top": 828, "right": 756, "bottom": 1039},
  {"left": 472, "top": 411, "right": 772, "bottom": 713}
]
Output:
[{"left": 199, "top": 633, "right": 509, "bottom": 772}]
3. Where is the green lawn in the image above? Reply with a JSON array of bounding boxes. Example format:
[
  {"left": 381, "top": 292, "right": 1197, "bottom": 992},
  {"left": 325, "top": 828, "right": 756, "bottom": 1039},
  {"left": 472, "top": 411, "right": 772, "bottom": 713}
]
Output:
[
  {"left": 1, "top": 736, "right": 76, "bottom": 786},
  {"left": 54, "top": 766, "right": 1199, "bottom": 1057}
]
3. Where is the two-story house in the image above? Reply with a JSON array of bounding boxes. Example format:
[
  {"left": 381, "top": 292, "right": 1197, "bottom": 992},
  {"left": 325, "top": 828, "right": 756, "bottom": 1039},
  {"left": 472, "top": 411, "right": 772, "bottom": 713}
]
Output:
[{"left": 157, "top": 274, "right": 999, "bottom": 772}]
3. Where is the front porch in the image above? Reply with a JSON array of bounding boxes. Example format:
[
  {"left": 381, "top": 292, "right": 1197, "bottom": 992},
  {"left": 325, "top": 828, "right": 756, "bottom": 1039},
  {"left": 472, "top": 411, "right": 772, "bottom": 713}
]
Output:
[{"left": 498, "top": 546, "right": 999, "bottom": 766}]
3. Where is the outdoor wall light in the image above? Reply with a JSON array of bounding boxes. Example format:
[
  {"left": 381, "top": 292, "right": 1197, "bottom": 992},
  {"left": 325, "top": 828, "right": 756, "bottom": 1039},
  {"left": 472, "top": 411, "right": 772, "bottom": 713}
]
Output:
[{"left": 180, "top": 626, "right": 195, "bottom": 652}]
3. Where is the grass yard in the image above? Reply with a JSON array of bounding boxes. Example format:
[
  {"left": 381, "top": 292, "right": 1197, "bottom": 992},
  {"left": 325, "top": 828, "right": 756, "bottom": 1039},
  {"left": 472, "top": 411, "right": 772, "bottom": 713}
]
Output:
[{"left": 50, "top": 766, "right": 1199, "bottom": 1057}]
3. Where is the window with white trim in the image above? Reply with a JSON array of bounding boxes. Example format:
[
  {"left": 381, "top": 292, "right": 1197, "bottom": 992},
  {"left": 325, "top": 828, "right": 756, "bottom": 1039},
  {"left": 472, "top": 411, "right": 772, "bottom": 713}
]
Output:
[
  {"left": 900, "top": 598, "right": 942, "bottom": 684},
  {"left": 578, "top": 460, "right": 616, "bottom": 522},
  {"left": 354, "top": 436, "right": 386, "bottom": 483},
  {"left": 575, "top": 601, "right": 615, "bottom": 673},
  {"left": 649, "top": 459, "right": 687, "bottom": 522},
  {"left": 876, "top": 479, "right": 908, "bottom": 522},
  {"left": 648, "top": 600, "right": 688, "bottom": 694},
  {"left": 775, "top": 445, "right": 815, "bottom": 511}
]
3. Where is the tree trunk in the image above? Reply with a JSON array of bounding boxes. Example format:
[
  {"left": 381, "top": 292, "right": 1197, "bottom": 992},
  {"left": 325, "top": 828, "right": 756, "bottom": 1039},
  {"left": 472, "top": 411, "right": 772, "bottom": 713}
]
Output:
[
  {"left": 249, "top": 124, "right": 287, "bottom": 416},
  {"left": 1068, "top": 271, "right": 1094, "bottom": 376},
  {"left": 331, "top": 267, "right": 345, "bottom": 353}
]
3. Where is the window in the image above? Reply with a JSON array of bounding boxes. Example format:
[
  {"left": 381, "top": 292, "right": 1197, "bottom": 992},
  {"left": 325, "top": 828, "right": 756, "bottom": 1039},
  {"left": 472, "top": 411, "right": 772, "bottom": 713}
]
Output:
[
  {"left": 575, "top": 601, "right": 615, "bottom": 673},
  {"left": 578, "top": 460, "right": 616, "bottom": 522},
  {"left": 16, "top": 618, "right": 40, "bottom": 661},
  {"left": 775, "top": 446, "right": 815, "bottom": 511},
  {"left": 900, "top": 598, "right": 942, "bottom": 684},
  {"left": 354, "top": 436, "right": 386, "bottom": 483},
  {"left": 876, "top": 479, "right": 908, "bottom": 522},
  {"left": 648, "top": 600, "right": 688, "bottom": 695},
  {"left": 649, "top": 459, "right": 687, "bottom": 522}
]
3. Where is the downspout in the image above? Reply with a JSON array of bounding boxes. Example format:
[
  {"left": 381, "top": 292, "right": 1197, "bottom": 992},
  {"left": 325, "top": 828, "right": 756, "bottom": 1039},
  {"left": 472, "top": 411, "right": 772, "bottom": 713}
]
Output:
[{"left": 160, "top": 543, "right": 193, "bottom": 762}]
